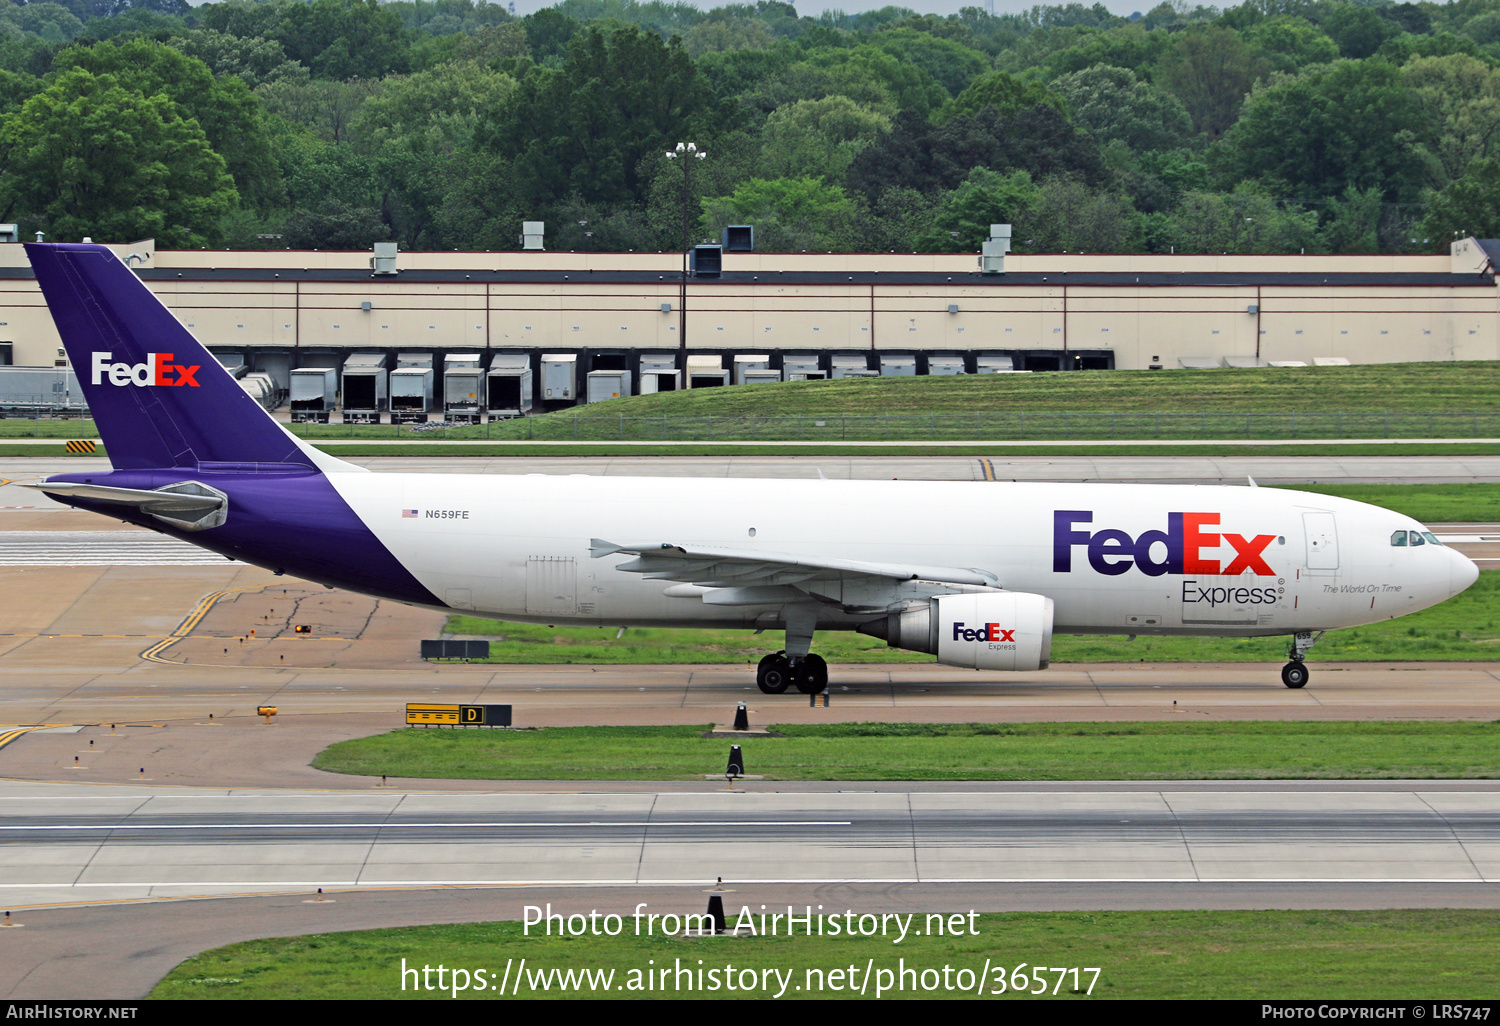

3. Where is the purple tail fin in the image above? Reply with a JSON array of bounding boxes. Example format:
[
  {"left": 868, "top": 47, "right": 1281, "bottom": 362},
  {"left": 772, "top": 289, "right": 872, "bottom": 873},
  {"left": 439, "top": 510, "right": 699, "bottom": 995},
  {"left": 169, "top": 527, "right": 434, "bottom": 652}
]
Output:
[{"left": 26, "top": 243, "right": 317, "bottom": 471}]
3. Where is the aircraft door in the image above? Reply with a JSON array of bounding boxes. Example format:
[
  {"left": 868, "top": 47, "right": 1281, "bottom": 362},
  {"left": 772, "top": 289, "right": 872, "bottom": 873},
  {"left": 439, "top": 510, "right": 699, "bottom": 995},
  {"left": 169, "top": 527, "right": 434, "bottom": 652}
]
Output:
[{"left": 1304, "top": 512, "right": 1339, "bottom": 572}]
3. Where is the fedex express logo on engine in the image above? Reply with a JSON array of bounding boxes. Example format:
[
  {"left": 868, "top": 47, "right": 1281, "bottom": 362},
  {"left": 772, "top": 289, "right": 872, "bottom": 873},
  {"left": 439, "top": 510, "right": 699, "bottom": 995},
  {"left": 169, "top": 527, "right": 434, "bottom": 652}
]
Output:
[
  {"left": 1054, "top": 510, "right": 1276, "bottom": 577},
  {"left": 90, "top": 352, "right": 200, "bottom": 387},
  {"left": 953, "top": 622, "right": 1015, "bottom": 644}
]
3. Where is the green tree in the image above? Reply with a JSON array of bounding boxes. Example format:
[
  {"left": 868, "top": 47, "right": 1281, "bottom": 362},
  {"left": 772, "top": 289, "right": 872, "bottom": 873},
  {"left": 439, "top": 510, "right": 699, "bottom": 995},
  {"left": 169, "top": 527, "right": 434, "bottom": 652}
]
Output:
[
  {"left": 1159, "top": 24, "right": 1267, "bottom": 138},
  {"left": 57, "top": 37, "right": 280, "bottom": 208},
  {"left": 1402, "top": 53, "right": 1500, "bottom": 187},
  {"left": 1421, "top": 157, "right": 1500, "bottom": 244},
  {"left": 915, "top": 167, "right": 1038, "bottom": 252},
  {"left": 1323, "top": 2, "right": 1399, "bottom": 60},
  {"left": 1156, "top": 184, "right": 1318, "bottom": 254},
  {"left": 701, "top": 176, "right": 857, "bottom": 251},
  {"left": 351, "top": 62, "right": 516, "bottom": 154},
  {"left": 487, "top": 25, "right": 719, "bottom": 209},
  {"left": 758, "top": 95, "right": 889, "bottom": 180},
  {"left": 1221, "top": 58, "right": 1429, "bottom": 206},
  {"left": 1243, "top": 16, "right": 1339, "bottom": 74},
  {"left": 939, "top": 69, "right": 1066, "bottom": 123},
  {"left": 168, "top": 29, "right": 307, "bottom": 88},
  {"left": 1051, "top": 64, "right": 1191, "bottom": 151},
  {"left": 683, "top": 15, "right": 774, "bottom": 59},
  {"left": 0, "top": 67, "right": 237, "bottom": 245},
  {"left": 869, "top": 26, "right": 989, "bottom": 99},
  {"left": 1319, "top": 183, "right": 1383, "bottom": 252},
  {"left": 1022, "top": 176, "right": 1144, "bottom": 253}
]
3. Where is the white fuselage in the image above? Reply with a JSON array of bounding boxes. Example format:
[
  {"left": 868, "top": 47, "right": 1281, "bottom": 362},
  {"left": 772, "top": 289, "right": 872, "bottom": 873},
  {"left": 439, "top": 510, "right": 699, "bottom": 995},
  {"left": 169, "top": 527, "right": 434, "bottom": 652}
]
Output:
[{"left": 330, "top": 474, "right": 1476, "bottom": 636}]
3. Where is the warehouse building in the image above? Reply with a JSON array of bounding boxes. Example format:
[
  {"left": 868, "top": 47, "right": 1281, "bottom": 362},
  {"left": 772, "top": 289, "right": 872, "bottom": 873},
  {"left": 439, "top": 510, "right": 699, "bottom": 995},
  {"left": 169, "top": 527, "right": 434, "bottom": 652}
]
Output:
[{"left": 0, "top": 235, "right": 1494, "bottom": 417}]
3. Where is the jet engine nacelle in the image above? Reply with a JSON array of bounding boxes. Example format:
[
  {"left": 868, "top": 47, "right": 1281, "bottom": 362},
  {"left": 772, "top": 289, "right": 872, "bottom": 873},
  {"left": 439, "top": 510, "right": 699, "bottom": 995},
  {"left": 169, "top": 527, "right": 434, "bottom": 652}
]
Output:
[{"left": 858, "top": 592, "right": 1054, "bottom": 671}]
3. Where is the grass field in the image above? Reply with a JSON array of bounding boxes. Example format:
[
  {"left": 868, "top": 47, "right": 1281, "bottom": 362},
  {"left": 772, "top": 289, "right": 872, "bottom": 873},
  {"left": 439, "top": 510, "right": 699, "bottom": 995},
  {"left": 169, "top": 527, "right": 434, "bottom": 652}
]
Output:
[
  {"left": 149, "top": 910, "right": 1500, "bottom": 999},
  {"left": 312, "top": 721, "right": 1500, "bottom": 781},
  {"left": 444, "top": 569, "right": 1500, "bottom": 666}
]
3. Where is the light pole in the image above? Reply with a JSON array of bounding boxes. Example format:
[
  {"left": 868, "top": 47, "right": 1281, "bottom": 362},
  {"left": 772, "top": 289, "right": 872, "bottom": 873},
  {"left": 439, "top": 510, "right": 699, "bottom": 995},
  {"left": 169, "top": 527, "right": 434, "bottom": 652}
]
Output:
[{"left": 665, "top": 141, "right": 706, "bottom": 375}]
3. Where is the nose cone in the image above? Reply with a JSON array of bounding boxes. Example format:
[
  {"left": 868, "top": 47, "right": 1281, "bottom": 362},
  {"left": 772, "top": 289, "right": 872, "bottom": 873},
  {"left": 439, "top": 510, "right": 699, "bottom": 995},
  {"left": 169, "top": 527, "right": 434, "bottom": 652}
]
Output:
[{"left": 1451, "top": 548, "right": 1480, "bottom": 596}]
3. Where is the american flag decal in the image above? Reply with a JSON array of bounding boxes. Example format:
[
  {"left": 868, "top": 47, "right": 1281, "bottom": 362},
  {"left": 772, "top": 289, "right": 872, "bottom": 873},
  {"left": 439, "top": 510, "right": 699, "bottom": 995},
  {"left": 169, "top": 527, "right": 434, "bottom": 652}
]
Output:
[{"left": 401, "top": 509, "right": 418, "bottom": 519}]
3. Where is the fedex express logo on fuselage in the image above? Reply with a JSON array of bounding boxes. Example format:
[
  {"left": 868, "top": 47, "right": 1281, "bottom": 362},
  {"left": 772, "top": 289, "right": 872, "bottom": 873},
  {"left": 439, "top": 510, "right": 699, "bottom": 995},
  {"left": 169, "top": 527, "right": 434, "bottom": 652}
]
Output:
[
  {"left": 1054, "top": 510, "right": 1276, "bottom": 577},
  {"left": 90, "top": 352, "right": 200, "bottom": 387}
]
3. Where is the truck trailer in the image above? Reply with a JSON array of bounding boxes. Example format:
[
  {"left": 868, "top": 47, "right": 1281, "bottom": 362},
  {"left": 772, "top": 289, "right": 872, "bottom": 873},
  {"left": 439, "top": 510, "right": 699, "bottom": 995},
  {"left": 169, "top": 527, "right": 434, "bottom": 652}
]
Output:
[
  {"left": 390, "top": 352, "right": 434, "bottom": 424},
  {"left": 486, "top": 353, "right": 533, "bottom": 418},
  {"left": 443, "top": 353, "right": 484, "bottom": 422},
  {"left": 289, "top": 366, "right": 338, "bottom": 423},
  {"left": 341, "top": 353, "right": 388, "bottom": 423}
]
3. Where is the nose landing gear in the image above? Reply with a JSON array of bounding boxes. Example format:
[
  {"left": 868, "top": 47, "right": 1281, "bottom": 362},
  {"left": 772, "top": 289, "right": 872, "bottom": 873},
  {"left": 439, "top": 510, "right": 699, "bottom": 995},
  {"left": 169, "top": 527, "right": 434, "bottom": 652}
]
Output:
[{"left": 1280, "top": 630, "right": 1321, "bottom": 689}]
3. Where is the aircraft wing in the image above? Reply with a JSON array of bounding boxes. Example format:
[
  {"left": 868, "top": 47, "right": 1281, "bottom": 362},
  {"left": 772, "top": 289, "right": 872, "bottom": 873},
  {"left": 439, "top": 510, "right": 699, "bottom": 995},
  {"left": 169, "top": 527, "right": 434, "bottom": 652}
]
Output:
[{"left": 589, "top": 538, "right": 996, "bottom": 588}]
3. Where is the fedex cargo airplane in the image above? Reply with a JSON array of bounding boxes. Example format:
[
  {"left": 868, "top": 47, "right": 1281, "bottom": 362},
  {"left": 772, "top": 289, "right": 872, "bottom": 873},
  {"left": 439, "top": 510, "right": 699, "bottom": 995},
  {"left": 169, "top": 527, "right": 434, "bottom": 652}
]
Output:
[{"left": 24, "top": 243, "right": 1480, "bottom": 693}]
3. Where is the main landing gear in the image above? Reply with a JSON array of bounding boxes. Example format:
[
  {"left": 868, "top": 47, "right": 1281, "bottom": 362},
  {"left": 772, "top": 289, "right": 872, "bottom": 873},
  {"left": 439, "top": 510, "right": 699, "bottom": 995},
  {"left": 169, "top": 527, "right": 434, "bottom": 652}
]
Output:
[
  {"left": 1280, "top": 630, "right": 1321, "bottom": 689},
  {"left": 756, "top": 652, "right": 828, "bottom": 695}
]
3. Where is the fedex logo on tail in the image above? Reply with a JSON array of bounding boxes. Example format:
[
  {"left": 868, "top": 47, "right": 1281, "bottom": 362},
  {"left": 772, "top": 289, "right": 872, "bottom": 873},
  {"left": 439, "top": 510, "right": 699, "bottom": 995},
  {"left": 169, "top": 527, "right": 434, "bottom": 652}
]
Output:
[
  {"left": 1054, "top": 510, "right": 1277, "bottom": 577},
  {"left": 90, "top": 352, "right": 200, "bottom": 388}
]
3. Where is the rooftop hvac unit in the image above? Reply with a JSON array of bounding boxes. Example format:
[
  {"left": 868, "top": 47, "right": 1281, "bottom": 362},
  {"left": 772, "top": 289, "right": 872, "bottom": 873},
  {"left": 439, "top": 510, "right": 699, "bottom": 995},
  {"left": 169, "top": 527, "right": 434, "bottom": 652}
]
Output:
[
  {"left": 722, "top": 225, "right": 754, "bottom": 252},
  {"left": 0, "top": 224, "right": 18, "bottom": 243},
  {"left": 691, "top": 245, "right": 722, "bottom": 278},
  {"left": 371, "top": 241, "right": 398, "bottom": 275},
  {"left": 981, "top": 223, "right": 1012, "bottom": 275},
  {"left": 521, "top": 221, "right": 545, "bottom": 251}
]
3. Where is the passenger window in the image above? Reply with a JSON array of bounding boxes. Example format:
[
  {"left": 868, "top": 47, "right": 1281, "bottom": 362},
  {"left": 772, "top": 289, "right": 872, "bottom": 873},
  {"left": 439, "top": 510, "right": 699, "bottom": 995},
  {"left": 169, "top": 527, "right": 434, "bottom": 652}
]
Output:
[
  {"left": 1391, "top": 531, "right": 1407, "bottom": 546},
  {"left": 1409, "top": 531, "right": 1425, "bottom": 546},
  {"left": 1422, "top": 532, "right": 1441, "bottom": 546}
]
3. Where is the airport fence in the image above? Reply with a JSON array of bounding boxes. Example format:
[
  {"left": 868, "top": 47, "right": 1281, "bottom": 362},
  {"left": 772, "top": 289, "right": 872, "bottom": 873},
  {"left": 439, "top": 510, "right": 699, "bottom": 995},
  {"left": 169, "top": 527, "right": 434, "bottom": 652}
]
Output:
[{"left": 282, "top": 410, "right": 1500, "bottom": 443}]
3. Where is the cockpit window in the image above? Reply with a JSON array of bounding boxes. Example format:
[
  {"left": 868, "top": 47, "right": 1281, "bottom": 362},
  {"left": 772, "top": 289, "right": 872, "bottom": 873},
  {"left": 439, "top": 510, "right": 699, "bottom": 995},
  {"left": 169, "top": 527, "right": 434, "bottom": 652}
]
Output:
[
  {"left": 1422, "top": 532, "right": 1442, "bottom": 545},
  {"left": 1409, "top": 531, "right": 1425, "bottom": 546},
  {"left": 1391, "top": 531, "right": 1407, "bottom": 546}
]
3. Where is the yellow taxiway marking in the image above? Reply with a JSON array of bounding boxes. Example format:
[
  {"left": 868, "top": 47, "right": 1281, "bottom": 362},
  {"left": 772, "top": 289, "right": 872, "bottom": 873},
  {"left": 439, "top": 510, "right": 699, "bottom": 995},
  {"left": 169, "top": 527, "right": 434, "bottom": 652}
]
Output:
[
  {"left": 0, "top": 724, "right": 73, "bottom": 751},
  {"left": 978, "top": 458, "right": 996, "bottom": 481}
]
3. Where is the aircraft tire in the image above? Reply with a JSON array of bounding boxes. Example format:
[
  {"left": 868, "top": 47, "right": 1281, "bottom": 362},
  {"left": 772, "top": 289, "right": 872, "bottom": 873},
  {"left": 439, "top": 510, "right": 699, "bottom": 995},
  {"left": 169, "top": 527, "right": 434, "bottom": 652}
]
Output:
[
  {"left": 758, "top": 653, "right": 791, "bottom": 695},
  {"left": 803, "top": 654, "right": 829, "bottom": 693},
  {"left": 1280, "top": 661, "right": 1309, "bottom": 689}
]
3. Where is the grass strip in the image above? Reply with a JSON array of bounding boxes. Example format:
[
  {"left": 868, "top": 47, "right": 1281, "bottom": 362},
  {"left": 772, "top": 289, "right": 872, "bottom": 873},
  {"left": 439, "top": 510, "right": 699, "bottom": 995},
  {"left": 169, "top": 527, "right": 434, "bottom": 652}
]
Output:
[
  {"left": 303, "top": 441, "right": 1500, "bottom": 458},
  {"left": 312, "top": 721, "right": 1500, "bottom": 781},
  {"left": 150, "top": 910, "right": 1500, "bottom": 1000},
  {"left": 445, "top": 570, "right": 1500, "bottom": 665}
]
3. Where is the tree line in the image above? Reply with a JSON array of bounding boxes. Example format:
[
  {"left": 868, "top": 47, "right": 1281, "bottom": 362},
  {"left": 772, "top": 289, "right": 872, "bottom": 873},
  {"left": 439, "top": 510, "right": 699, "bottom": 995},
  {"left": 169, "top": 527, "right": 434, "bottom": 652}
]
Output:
[{"left": 0, "top": 0, "right": 1497, "bottom": 254}]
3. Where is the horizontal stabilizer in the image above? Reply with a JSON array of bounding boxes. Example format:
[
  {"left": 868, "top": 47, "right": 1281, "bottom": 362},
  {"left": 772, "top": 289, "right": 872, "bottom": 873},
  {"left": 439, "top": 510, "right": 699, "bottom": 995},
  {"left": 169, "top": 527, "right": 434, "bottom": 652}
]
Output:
[
  {"left": 27, "top": 481, "right": 222, "bottom": 510},
  {"left": 29, "top": 479, "right": 228, "bottom": 532}
]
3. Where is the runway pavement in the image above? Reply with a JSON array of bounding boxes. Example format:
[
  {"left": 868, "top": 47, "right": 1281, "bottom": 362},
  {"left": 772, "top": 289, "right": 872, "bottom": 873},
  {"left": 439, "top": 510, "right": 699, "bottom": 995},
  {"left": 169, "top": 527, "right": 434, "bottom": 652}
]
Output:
[{"left": 2, "top": 780, "right": 1495, "bottom": 909}]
